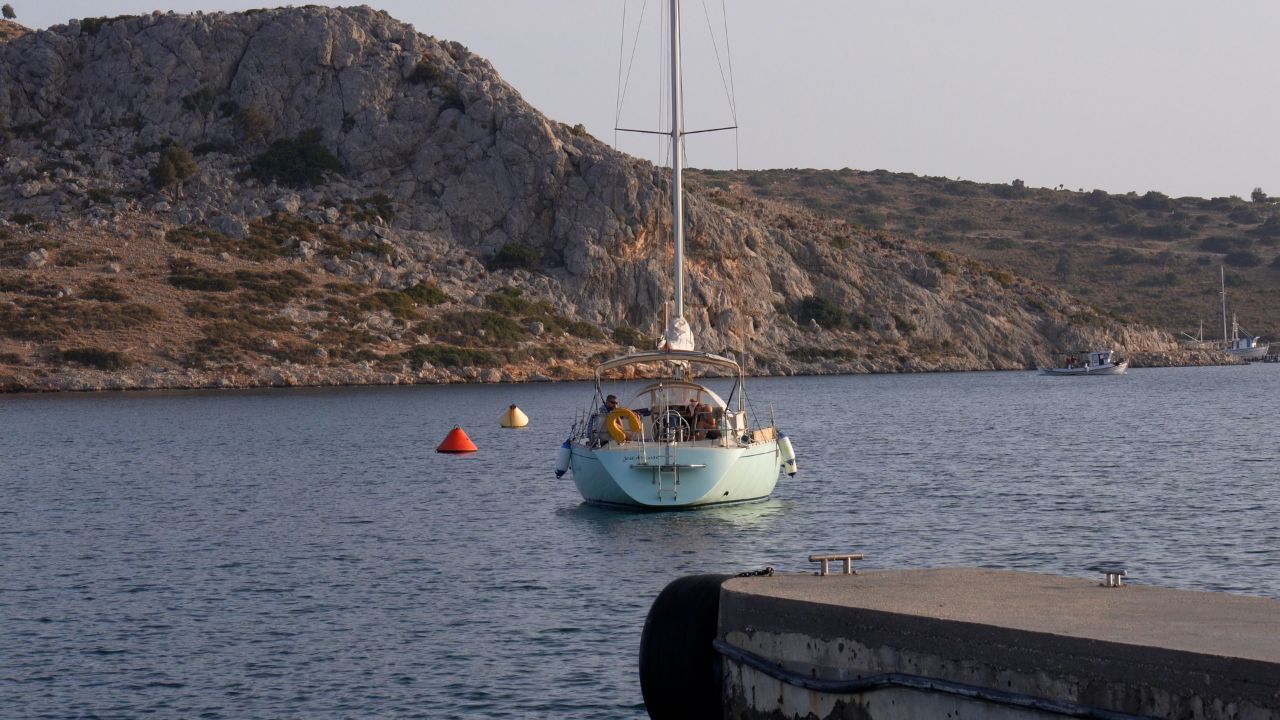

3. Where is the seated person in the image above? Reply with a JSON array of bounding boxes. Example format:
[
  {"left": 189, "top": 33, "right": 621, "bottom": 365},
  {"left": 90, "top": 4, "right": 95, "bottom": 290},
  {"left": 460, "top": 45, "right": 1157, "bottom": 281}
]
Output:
[
  {"left": 692, "top": 403, "right": 720, "bottom": 440},
  {"left": 589, "top": 395, "right": 620, "bottom": 445}
]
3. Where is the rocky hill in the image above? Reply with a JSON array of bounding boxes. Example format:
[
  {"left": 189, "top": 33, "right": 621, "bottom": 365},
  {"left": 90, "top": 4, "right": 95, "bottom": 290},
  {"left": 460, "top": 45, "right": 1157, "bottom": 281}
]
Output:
[
  {"left": 713, "top": 168, "right": 1280, "bottom": 342},
  {"left": 0, "top": 7, "right": 1217, "bottom": 392}
]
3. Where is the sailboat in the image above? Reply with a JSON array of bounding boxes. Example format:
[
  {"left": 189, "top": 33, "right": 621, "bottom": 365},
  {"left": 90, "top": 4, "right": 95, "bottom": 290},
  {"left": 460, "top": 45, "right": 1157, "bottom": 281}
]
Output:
[
  {"left": 553, "top": 0, "right": 793, "bottom": 509},
  {"left": 1217, "top": 267, "right": 1270, "bottom": 360}
]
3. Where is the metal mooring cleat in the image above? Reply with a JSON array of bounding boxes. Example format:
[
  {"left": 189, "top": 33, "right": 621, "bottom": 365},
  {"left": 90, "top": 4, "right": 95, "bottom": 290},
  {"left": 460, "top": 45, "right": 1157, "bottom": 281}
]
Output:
[
  {"left": 810, "top": 553, "right": 864, "bottom": 576},
  {"left": 1101, "top": 569, "right": 1127, "bottom": 588}
]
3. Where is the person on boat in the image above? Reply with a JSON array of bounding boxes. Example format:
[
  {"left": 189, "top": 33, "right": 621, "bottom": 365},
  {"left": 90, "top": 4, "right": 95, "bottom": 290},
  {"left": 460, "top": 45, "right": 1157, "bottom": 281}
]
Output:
[
  {"left": 693, "top": 403, "right": 719, "bottom": 440},
  {"left": 587, "top": 395, "right": 620, "bottom": 445}
]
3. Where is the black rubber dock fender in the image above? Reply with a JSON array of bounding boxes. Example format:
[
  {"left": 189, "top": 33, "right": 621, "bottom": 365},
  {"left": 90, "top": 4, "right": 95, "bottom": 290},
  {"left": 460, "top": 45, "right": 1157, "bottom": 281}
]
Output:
[{"left": 638, "top": 573, "right": 733, "bottom": 720}]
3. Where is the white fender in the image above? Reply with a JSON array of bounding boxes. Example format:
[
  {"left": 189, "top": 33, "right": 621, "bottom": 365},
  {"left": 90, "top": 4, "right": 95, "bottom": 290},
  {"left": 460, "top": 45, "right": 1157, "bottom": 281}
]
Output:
[
  {"left": 555, "top": 440, "right": 572, "bottom": 478},
  {"left": 778, "top": 433, "right": 797, "bottom": 476}
]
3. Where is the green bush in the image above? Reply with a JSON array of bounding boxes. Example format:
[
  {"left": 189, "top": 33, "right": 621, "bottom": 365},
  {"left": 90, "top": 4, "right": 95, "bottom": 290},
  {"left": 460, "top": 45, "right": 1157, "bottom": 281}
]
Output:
[
  {"left": 795, "top": 295, "right": 846, "bottom": 329},
  {"left": 1229, "top": 206, "right": 1262, "bottom": 224},
  {"left": 80, "top": 15, "right": 137, "bottom": 35},
  {"left": 60, "top": 347, "right": 132, "bottom": 370},
  {"left": 1139, "top": 223, "right": 1189, "bottom": 240},
  {"left": 169, "top": 270, "right": 237, "bottom": 292},
  {"left": 248, "top": 129, "right": 341, "bottom": 187},
  {"left": 349, "top": 193, "right": 397, "bottom": 222},
  {"left": 1025, "top": 296, "right": 1052, "bottom": 312},
  {"left": 407, "top": 61, "right": 443, "bottom": 85},
  {"left": 401, "top": 344, "right": 496, "bottom": 368},
  {"left": 562, "top": 319, "right": 604, "bottom": 340},
  {"left": 487, "top": 243, "right": 540, "bottom": 271},
  {"left": 1105, "top": 248, "right": 1144, "bottom": 265},
  {"left": 988, "top": 269, "right": 1015, "bottom": 288},
  {"left": 165, "top": 222, "right": 288, "bottom": 262},
  {"left": 1251, "top": 216, "right": 1280, "bottom": 238},
  {"left": 358, "top": 290, "right": 421, "bottom": 320},
  {"left": 234, "top": 269, "right": 310, "bottom": 303},
  {"left": 613, "top": 325, "right": 648, "bottom": 347},
  {"left": 1198, "top": 236, "right": 1241, "bottom": 253},
  {"left": 181, "top": 86, "right": 217, "bottom": 116},
  {"left": 1133, "top": 190, "right": 1173, "bottom": 211},
  {"left": 440, "top": 86, "right": 466, "bottom": 113},
  {"left": 1224, "top": 249, "right": 1262, "bottom": 268},
  {"left": 402, "top": 282, "right": 449, "bottom": 305},
  {"left": 150, "top": 142, "right": 198, "bottom": 193},
  {"left": 81, "top": 279, "right": 127, "bottom": 302},
  {"left": 421, "top": 311, "right": 526, "bottom": 347},
  {"left": 236, "top": 107, "right": 271, "bottom": 142},
  {"left": 87, "top": 188, "right": 114, "bottom": 204},
  {"left": 787, "top": 346, "right": 859, "bottom": 362},
  {"left": 1137, "top": 272, "right": 1180, "bottom": 287},
  {"left": 484, "top": 286, "right": 532, "bottom": 314}
]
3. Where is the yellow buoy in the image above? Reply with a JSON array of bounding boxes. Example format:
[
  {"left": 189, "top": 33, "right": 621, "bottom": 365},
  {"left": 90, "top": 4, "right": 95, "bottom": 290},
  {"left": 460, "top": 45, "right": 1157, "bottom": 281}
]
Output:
[{"left": 499, "top": 404, "right": 529, "bottom": 428}]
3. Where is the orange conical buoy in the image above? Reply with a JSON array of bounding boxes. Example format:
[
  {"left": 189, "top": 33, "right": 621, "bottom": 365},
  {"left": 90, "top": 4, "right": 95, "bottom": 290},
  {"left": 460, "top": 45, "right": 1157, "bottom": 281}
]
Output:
[{"left": 436, "top": 426, "right": 478, "bottom": 453}]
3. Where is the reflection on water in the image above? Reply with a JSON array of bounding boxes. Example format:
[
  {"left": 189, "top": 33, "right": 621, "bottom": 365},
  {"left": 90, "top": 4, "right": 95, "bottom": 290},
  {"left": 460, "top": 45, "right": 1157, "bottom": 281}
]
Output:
[{"left": 2, "top": 365, "right": 1279, "bottom": 718}]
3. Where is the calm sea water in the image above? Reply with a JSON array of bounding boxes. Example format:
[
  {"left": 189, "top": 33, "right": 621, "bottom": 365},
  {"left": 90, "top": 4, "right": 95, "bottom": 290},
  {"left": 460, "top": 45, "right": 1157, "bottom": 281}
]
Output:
[{"left": 3, "top": 366, "right": 1279, "bottom": 718}]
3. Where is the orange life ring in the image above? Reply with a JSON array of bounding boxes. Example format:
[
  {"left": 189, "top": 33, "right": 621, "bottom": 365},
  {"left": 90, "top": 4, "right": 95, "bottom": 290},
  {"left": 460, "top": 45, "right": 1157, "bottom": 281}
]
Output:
[{"left": 606, "top": 407, "right": 643, "bottom": 444}]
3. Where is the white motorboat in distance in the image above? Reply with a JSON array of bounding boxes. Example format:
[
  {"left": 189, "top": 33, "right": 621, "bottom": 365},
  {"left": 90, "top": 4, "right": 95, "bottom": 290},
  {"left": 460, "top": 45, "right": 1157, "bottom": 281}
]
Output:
[{"left": 1039, "top": 349, "right": 1129, "bottom": 376}]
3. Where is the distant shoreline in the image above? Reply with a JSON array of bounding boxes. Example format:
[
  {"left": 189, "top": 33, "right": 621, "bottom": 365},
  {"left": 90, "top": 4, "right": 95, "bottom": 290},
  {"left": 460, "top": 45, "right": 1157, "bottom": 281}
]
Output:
[{"left": 0, "top": 349, "right": 1242, "bottom": 394}]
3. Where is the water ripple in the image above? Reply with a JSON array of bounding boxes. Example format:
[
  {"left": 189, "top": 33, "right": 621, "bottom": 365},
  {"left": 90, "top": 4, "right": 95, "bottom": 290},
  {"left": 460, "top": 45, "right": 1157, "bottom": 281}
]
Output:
[{"left": 1, "top": 368, "right": 1278, "bottom": 717}]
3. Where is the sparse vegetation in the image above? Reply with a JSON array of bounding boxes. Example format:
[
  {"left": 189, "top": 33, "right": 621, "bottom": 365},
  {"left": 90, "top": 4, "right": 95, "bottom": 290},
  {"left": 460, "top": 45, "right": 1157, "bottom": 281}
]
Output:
[
  {"left": 402, "top": 282, "right": 449, "bottom": 305},
  {"left": 407, "top": 61, "right": 443, "bottom": 85},
  {"left": 419, "top": 311, "right": 526, "bottom": 347},
  {"left": 248, "top": 129, "right": 341, "bottom": 187},
  {"left": 487, "top": 243, "right": 540, "bottom": 271},
  {"left": 1224, "top": 249, "right": 1262, "bottom": 268},
  {"left": 892, "top": 313, "right": 916, "bottom": 334},
  {"left": 236, "top": 107, "right": 271, "bottom": 142},
  {"left": 613, "top": 325, "right": 648, "bottom": 347},
  {"left": 0, "top": 300, "right": 158, "bottom": 341},
  {"left": 347, "top": 193, "right": 397, "bottom": 223},
  {"left": 169, "top": 259, "right": 238, "bottom": 292},
  {"left": 150, "top": 142, "right": 198, "bottom": 196},
  {"left": 79, "top": 15, "right": 138, "bottom": 35},
  {"left": 787, "top": 346, "right": 859, "bottom": 362},
  {"left": 401, "top": 344, "right": 496, "bottom": 368},
  {"left": 60, "top": 347, "right": 132, "bottom": 370},
  {"left": 987, "top": 269, "right": 1015, "bottom": 288},
  {"left": 181, "top": 86, "right": 217, "bottom": 116},
  {"left": 795, "top": 295, "right": 846, "bottom": 330}
]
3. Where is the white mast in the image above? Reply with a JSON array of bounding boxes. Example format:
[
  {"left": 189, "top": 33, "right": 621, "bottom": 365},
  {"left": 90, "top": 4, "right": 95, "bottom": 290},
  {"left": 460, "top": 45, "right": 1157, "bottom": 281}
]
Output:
[
  {"left": 1220, "top": 265, "right": 1229, "bottom": 343},
  {"left": 670, "top": 0, "right": 684, "bottom": 321},
  {"left": 661, "top": 0, "right": 694, "bottom": 351}
]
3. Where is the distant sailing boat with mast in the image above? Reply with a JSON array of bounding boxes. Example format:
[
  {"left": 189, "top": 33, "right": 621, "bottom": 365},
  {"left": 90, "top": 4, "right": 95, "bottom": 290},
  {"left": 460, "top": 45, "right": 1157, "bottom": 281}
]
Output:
[
  {"left": 552, "top": 0, "right": 793, "bottom": 508},
  {"left": 1217, "top": 266, "right": 1269, "bottom": 359}
]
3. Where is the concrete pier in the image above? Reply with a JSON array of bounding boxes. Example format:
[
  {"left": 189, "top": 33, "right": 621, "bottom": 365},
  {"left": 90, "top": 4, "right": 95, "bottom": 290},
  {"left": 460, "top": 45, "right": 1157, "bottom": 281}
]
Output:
[{"left": 714, "top": 568, "right": 1280, "bottom": 719}]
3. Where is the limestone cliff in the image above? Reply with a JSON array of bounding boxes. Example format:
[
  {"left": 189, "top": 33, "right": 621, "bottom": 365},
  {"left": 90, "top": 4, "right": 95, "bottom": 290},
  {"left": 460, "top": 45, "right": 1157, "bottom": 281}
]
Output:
[{"left": 0, "top": 7, "right": 1212, "bottom": 391}]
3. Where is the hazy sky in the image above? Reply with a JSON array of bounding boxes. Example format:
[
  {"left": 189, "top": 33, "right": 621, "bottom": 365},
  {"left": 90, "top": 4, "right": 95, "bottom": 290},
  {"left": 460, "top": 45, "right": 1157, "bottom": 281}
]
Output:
[{"left": 16, "top": 1, "right": 1280, "bottom": 199}]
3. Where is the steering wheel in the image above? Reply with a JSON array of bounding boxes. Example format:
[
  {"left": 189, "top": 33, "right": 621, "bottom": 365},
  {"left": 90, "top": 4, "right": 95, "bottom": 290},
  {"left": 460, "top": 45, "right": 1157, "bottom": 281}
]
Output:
[{"left": 656, "top": 411, "right": 691, "bottom": 442}]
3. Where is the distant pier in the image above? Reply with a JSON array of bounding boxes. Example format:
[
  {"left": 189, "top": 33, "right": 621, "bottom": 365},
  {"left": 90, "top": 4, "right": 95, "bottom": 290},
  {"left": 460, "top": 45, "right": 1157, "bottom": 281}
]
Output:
[{"left": 641, "top": 568, "right": 1280, "bottom": 719}]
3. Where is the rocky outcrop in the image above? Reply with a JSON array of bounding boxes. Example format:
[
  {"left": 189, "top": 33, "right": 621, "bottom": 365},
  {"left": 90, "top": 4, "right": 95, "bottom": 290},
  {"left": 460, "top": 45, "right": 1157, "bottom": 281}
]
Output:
[{"left": 0, "top": 7, "right": 1211, "bottom": 392}]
